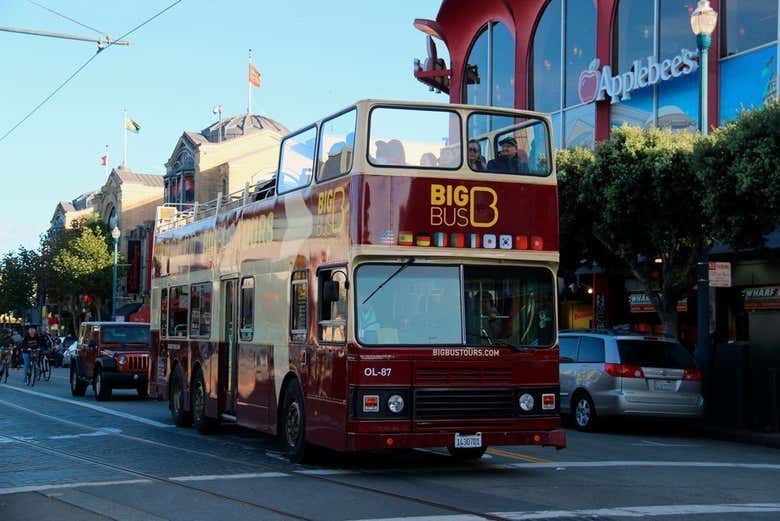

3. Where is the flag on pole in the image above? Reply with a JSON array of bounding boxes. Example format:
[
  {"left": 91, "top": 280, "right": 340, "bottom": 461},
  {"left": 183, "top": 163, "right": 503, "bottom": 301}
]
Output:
[
  {"left": 249, "top": 64, "right": 261, "bottom": 88},
  {"left": 125, "top": 115, "right": 141, "bottom": 133},
  {"left": 101, "top": 155, "right": 107, "bottom": 166}
]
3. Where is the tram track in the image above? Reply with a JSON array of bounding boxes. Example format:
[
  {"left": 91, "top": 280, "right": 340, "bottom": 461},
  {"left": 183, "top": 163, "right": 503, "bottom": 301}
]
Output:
[{"left": 0, "top": 396, "right": 520, "bottom": 521}]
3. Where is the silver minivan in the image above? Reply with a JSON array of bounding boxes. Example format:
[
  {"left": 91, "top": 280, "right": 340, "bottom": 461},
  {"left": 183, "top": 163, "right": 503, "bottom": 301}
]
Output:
[{"left": 559, "top": 330, "right": 704, "bottom": 430}]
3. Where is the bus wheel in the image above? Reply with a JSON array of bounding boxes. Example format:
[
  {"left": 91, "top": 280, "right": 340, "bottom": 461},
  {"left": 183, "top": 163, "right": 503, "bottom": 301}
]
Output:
[
  {"left": 191, "top": 368, "right": 219, "bottom": 434},
  {"left": 170, "top": 365, "right": 192, "bottom": 428},
  {"left": 281, "top": 381, "right": 307, "bottom": 463},
  {"left": 447, "top": 446, "right": 487, "bottom": 461}
]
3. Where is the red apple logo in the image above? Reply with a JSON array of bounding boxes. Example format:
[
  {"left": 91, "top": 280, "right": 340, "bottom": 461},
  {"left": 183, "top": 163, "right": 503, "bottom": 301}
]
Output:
[{"left": 578, "top": 58, "right": 601, "bottom": 104}]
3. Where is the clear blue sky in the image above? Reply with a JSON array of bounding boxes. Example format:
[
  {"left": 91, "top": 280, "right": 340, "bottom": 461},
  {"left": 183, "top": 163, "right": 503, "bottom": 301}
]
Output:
[{"left": 0, "top": 0, "right": 447, "bottom": 255}]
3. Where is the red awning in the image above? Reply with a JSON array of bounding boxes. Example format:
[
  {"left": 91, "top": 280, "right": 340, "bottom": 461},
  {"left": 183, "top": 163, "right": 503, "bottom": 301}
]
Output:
[{"left": 129, "top": 303, "right": 150, "bottom": 323}]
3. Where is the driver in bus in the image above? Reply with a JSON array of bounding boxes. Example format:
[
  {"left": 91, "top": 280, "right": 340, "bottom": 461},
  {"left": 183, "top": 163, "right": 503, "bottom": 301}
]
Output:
[{"left": 487, "top": 136, "right": 528, "bottom": 174}]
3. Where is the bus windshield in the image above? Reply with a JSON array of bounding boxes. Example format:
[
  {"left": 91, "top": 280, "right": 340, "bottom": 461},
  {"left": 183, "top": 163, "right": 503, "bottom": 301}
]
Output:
[
  {"left": 368, "top": 106, "right": 462, "bottom": 169},
  {"left": 355, "top": 264, "right": 555, "bottom": 347},
  {"left": 467, "top": 112, "right": 551, "bottom": 177}
]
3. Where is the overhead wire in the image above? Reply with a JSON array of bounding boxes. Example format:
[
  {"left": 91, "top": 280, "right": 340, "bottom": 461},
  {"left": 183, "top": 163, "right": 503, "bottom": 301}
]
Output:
[
  {"left": 26, "top": 0, "right": 106, "bottom": 36},
  {"left": 0, "top": 0, "right": 183, "bottom": 144}
]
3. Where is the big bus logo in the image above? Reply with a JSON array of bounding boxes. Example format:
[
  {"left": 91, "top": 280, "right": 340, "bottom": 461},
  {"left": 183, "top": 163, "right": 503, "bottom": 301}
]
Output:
[{"left": 430, "top": 184, "right": 498, "bottom": 228}]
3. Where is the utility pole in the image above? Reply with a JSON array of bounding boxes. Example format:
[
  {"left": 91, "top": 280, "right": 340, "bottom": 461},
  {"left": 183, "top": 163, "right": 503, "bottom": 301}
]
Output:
[{"left": 0, "top": 25, "right": 130, "bottom": 50}]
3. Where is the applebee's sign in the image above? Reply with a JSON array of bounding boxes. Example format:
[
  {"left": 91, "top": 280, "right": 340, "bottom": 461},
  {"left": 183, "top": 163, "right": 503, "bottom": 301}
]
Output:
[{"left": 578, "top": 50, "right": 699, "bottom": 105}]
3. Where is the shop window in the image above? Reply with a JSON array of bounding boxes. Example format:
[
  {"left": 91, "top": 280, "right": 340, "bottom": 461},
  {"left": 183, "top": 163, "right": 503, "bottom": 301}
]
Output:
[
  {"left": 189, "top": 282, "right": 212, "bottom": 338},
  {"left": 240, "top": 277, "right": 254, "bottom": 341},
  {"left": 463, "top": 22, "right": 515, "bottom": 113},
  {"left": 160, "top": 288, "right": 168, "bottom": 338},
  {"left": 318, "top": 268, "right": 347, "bottom": 344},
  {"left": 317, "top": 108, "right": 356, "bottom": 181},
  {"left": 277, "top": 126, "right": 316, "bottom": 194},
  {"left": 183, "top": 175, "right": 195, "bottom": 204},
  {"left": 612, "top": 0, "right": 705, "bottom": 130},
  {"left": 168, "top": 286, "right": 188, "bottom": 338},
  {"left": 721, "top": 0, "right": 778, "bottom": 57},
  {"left": 531, "top": 0, "right": 596, "bottom": 148},
  {"left": 720, "top": 45, "right": 778, "bottom": 123},
  {"left": 290, "top": 271, "right": 308, "bottom": 343}
]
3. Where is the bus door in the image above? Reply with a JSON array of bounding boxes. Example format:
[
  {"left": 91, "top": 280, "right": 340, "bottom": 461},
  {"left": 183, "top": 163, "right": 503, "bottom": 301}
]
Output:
[{"left": 222, "top": 278, "right": 239, "bottom": 414}]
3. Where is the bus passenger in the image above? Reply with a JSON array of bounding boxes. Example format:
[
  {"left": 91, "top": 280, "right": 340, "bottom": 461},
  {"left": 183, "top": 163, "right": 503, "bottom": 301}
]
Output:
[
  {"left": 375, "top": 139, "right": 406, "bottom": 166},
  {"left": 420, "top": 152, "right": 438, "bottom": 167},
  {"left": 487, "top": 137, "right": 528, "bottom": 174},
  {"left": 467, "top": 140, "right": 487, "bottom": 171}
]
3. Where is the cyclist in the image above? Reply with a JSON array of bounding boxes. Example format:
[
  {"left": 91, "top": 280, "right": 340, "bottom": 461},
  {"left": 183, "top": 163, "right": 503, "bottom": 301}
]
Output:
[{"left": 19, "top": 326, "right": 43, "bottom": 384}]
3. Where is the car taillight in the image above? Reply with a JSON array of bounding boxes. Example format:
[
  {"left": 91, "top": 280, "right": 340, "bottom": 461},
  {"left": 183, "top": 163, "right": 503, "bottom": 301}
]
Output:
[
  {"left": 605, "top": 363, "right": 645, "bottom": 378},
  {"left": 683, "top": 368, "right": 702, "bottom": 381}
]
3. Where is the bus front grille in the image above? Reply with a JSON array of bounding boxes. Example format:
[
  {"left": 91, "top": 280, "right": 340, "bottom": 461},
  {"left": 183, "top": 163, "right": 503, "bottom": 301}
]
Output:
[{"left": 413, "top": 388, "right": 515, "bottom": 420}]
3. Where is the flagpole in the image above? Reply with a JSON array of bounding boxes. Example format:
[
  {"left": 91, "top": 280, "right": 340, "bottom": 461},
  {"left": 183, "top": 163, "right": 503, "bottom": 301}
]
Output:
[
  {"left": 105, "top": 144, "right": 109, "bottom": 177},
  {"left": 122, "top": 109, "right": 128, "bottom": 167},
  {"left": 248, "top": 49, "right": 252, "bottom": 114}
]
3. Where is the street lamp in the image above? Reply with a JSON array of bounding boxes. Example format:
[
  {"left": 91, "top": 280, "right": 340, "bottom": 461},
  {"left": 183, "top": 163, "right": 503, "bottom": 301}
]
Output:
[
  {"left": 690, "top": 0, "right": 717, "bottom": 374},
  {"left": 111, "top": 226, "right": 121, "bottom": 320}
]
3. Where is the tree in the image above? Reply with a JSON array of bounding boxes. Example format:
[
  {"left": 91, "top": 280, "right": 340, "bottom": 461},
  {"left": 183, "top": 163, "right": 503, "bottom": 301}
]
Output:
[
  {"left": 40, "top": 216, "right": 114, "bottom": 333},
  {"left": 0, "top": 246, "right": 39, "bottom": 316},
  {"left": 558, "top": 100, "right": 780, "bottom": 338}
]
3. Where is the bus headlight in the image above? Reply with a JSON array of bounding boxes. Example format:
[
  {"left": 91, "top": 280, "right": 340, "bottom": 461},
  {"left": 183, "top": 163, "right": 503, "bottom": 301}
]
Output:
[
  {"left": 519, "top": 393, "right": 535, "bottom": 412},
  {"left": 388, "top": 394, "right": 405, "bottom": 413}
]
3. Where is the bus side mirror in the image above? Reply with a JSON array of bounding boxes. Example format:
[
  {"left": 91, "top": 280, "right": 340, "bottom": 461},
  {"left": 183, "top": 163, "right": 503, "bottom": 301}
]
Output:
[{"left": 323, "top": 280, "right": 340, "bottom": 303}]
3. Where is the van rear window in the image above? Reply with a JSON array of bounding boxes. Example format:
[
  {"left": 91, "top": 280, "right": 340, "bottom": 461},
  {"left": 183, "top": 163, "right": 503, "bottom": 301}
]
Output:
[{"left": 617, "top": 340, "right": 694, "bottom": 369}]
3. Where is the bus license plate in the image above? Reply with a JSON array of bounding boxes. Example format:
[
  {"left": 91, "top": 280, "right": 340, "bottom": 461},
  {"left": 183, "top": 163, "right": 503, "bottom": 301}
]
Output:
[{"left": 454, "top": 432, "right": 482, "bottom": 448}]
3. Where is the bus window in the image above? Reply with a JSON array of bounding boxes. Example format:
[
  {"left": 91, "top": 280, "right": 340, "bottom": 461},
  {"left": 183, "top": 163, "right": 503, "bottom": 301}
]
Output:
[
  {"left": 277, "top": 126, "right": 317, "bottom": 194},
  {"left": 368, "top": 107, "right": 462, "bottom": 169},
  {"left": 317, "top": 109, "right": 356, "bottom": 181},
  {"left": 290, "top": 271, "right": 308, "bottom": 343},
  {"left": 240, "top": 277, "right": 254, "bottom": 341},
  {"left": 319, "top": 268, "right": 347, "bottom": 343},
  {"left": 467, "top": 112, "right": 551, "bottom": 177},
  {"left": 169, "top": 286, "right": 189, "bottom": 338},
  {"left": 190, "top": 283, "right": 212, "bottom": 338},
  {"left": 160, "top": 288, "right": 168, "bottom": 338}
]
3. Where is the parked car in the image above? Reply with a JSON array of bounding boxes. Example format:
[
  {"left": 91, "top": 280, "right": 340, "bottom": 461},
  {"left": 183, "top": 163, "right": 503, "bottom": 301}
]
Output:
[
  {"left": 70, "top": 322, "right": 150, "bottom": 401},
  {"left": 559, "top": 330, "right": 704, "bottom": 431}
]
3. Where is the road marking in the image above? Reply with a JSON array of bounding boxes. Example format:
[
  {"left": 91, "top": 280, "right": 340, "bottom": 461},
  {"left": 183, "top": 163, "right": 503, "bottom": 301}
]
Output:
[
  {"left": 633, "top": 440, "right": 698, "bottom": 448},
  {"left": 486, "top": 447, "right": 550, "bottom": 463},
  {"left": 498, "top": 460, "right": 780, "bottom": 470},
  {"left": 48, "top": 427, "right": 122, "bottom": 440},
  {"left": 0, "top": 479, "right": 152, "bottom": 496},
  {"left": 0, "top": 383, "right": 172, "bottom": 428},
  {"left": 350, "top": 502, "right": 780, "bottom": 520},
  {"left": 297, "top": 468, "right": 356, "bottom": 475},
  {"left": 170, "top": 472, "right": 289, "bottom": 481}
]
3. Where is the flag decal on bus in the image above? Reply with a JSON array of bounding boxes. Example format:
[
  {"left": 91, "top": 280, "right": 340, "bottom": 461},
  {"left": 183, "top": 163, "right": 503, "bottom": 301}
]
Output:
[
  {"left": 433, "top": 232, "right": 447, "bottom": 247},
  {"left": 483, "top": 234, "right": 497, "bottom": 249},
  {"left": 415, "top": 232, "right": 431, "bottom": 247},
  {"left": 468, "top": 234, "right": 481, "bottom": 248},
  {"left": 450, "top": 233, "right": 465, "bottom": 248},
  {"left": 380, "top": 230, "right": 396, "bottom": 245},
  {"left": 499, "top": 235, "right": 513, "bottom": 249},
  {"left": 398, "top": 231, "right": 414, "bottom": 246}
]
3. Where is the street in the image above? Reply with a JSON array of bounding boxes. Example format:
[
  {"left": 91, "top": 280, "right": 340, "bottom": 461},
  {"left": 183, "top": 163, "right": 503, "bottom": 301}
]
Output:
[{"left": 0, "top": 368, "right": 778, "bottom": 521}]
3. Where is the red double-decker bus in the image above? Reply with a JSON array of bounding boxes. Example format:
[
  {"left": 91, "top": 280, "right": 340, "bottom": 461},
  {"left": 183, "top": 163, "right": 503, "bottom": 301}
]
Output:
[{"left": 149, "top": 100, "right": 565, "bottom": 461}]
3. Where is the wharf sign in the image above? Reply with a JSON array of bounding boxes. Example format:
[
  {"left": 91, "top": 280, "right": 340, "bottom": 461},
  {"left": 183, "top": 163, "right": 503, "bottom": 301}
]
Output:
[{"left": 578, "top": 50, "right": 699, "bottom": 105}]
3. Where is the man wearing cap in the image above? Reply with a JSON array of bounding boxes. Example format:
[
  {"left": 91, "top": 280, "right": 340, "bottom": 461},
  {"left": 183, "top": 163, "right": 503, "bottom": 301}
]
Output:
[{"left": 487, "top": 137, "right": 528, "bottom": 173}]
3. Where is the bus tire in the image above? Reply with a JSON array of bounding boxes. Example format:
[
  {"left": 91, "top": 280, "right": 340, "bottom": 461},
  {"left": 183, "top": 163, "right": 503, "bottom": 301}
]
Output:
[
  {"left": 447, "top": 446, "right": 487, "bottom": 461},
  {"left": 280, "top": 380, "right": 307, "bottom": 463},
  {"left": 170, "top": 365, "right": 192, "bottom": 427},
  {"left": 191, "top": 368, "right": 219, "bottom": 434}
]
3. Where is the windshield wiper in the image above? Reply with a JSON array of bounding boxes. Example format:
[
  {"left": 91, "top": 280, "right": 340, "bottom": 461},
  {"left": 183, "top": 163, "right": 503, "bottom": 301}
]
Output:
[
  {"left": 493, "top": 339, "right": 529, "bottom": 352},
  {"left": 362, "top": 259, "right": 415, "bottom": 305}
]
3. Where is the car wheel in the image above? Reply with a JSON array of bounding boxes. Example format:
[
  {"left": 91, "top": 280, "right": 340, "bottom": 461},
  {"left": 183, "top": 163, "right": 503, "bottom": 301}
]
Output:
[
  {"left": 191, "top": 368, "right": 219, "bottom": 434},
  {"left": 447, "top": 446, "right": 488, "bottom": 461},
  {"left": 94, "top": 367, "right": 112, "bottom": 401},
  {"left": 573, "top": 393, "right": 597, "bottom": 431},
  {"left": 280, "top": 380, "right": 307, "bottom": 463},
  {"left": 70, "top": 365, "right": 87, "bottom": 397},
  {"left": 169, "top": 365, "right": 192, "bottom": 427}
]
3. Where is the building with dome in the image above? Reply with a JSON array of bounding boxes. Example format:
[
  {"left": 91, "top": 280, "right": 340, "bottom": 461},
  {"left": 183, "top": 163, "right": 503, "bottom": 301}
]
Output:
[{"left": 164, "top": 113, "right": 288, "bottom": 206}]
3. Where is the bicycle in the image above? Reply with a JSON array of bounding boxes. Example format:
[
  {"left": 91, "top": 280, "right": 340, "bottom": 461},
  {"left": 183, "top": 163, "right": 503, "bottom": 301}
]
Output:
[
  {"left": 26, "top": 348, "right": 41, "bottom": 387},
  {"left": 0, "top": 347, "right": 10, "bottom": 384},
  {"left": 39, "top": 349, "right": 52, "bottom": 382}
]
